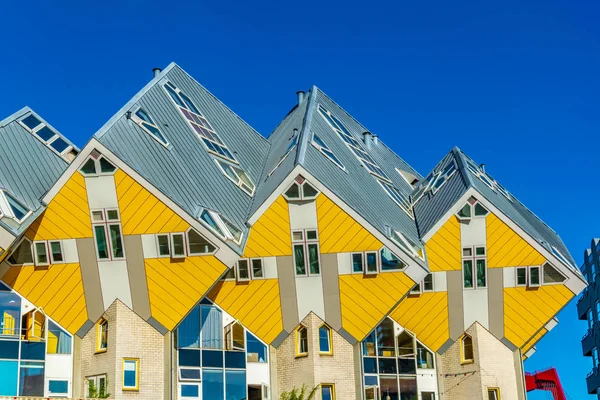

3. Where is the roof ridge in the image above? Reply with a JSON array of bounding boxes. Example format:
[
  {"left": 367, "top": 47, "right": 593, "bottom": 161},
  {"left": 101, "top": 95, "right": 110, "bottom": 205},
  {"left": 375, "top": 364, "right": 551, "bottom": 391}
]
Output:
[
  {"left": 0, "top": 106, "right": 33, "bottom": 127},
  {"left": 294, "top": 86, "right": 317, "bottom": 166}
]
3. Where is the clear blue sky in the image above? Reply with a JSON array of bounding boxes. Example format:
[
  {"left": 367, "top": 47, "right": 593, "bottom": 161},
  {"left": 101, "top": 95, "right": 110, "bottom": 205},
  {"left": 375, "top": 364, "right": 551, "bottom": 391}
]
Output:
[{"left": 1, "top": 0, "right": 598, "bottom": 397}]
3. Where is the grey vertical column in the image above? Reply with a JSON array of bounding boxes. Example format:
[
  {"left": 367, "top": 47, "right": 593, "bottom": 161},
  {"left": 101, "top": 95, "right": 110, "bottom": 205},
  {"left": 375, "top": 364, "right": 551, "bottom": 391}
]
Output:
[
  {"left": 124, "top": 235, "right": 152, "bottom": 320},
  {"left": 76, "top": 238, "right": 105, "bottom": 337},
  {"left": 275, "top": 256, "right": 299, "bottom": 346},
  {"left": 164, "top": 331, "right": 173, "bottom": 400},
  {"left": 72, "top": 336, "right": 82, "bottom": 398},
  {"left": 488, "top": 268, "right": 504, "bottom": 339},
  {"left": 321, "top": 253, "right": 343, "bottom": 330},
  {"left": 447, "top": 270, "right": 465, "bottom": 341}
]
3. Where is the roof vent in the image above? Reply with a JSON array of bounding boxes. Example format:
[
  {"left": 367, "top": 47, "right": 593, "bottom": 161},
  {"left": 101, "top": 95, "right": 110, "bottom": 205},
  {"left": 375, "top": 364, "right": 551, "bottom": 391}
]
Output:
[
  {"left": 152, "top": 68, "right": 162, "bottom": 78},
  {"left": 296, "top": 91, "right": 305, "bottom": 105},
  {"left": 480, "top": 163, "right": 485, "bottom": 173},
  {"left": 363, "top": 131, "right": 373, "bottom": 149}
]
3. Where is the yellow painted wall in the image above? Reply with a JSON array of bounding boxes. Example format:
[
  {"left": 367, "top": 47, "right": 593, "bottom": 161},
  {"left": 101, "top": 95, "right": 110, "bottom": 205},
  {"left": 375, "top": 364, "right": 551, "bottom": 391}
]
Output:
[
  {"left": 114, "top": 170, "right": 190, "bottom": 235},
  {"left": 26, "top": 173, "right": 92, "bottom": 240},
  {"left": 424, "top": 216, "right": 461, "bottom": 272},
  {"left": 316, "top": 194, "right": 382, "bottom": 254},
  {"left": 339, "top": 272, "right": 414, "bottom": 341},
  {"left": 390, "top": 292, "right": 449, "bottom": 352},
  {"left": 504, "top": 285, "right": 573, "bottom": 349},
  {"left": 486, "top": 213, "right": 546, "bottom": 268},
  {"left": 208, "top": 279, "right": 283, "bottom": 345},
  {"left": 145, "top": 256, "right": 226, "bottom": 331},
  {"left": 244, "top": 196, "right": 291, "bottom": 257},
  {"left": 1, "top": 263, "right": 87, "bottom": 335},
  {"left": 522, "top": 328, "right": 547, "bottom": 359}
]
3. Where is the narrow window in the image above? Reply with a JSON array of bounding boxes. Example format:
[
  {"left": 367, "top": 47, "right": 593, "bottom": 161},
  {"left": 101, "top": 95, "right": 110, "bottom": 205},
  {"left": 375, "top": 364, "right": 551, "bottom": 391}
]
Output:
[
  {"left": 461, "top": 334, "right": 474, "bottom": 363},
  {"left": 215, "top": 159, "right": 255, "bottom": 196},
  {"left": 156, "top": 234, "right": 171, "bottom": 257},
  {"left": 296, "top": 326, "right": 308, "bottom": 357},
  {"left": 476, "top": 259, "right": 487, "bottom": 288},
  {"left": 92, "top": 209, "right": 125, "bottom": 261},
  {"left": 319, "top": 325, "right": 332, "bottom": 354},
  {"left": 594, "top": 348, "right": 599, "bottom": 368},
  {"left": 529, "top": 266, "right": 541, "bottom": 287},
  {"left": 293, "top": 243, "right": 306, "bottom": 276},
  {"left": 96, "top": 319, "right": 108, "bottom": 352},
  {"left": 236, "top": 259, "right": 251, "bottom": 282},
  {"left": 94, "top": 225, "right": 110, "bottom": 260},
  {"left": 33, "top": 242, "right": 49, "bottom": 266},
  {"left": 122, "top": 358, "right": 139, "bottom": 390},
  {"left": 171, "top": 233, "right": 186, "bottom": 258},
  {"left": 133, "top": 108, "right": 169, "bottom": 146},
  {"left": 365, "top": 251, "right": 379, "bottom": 274},
  {"left": 225, "top": 321, "right": 245, "bottom": 351},
  {"left": 251, "top": 259, "right": 264, "bottom": 279},
  {"left": 4, "top": 192, "right": 30, "bottom": 222},
  {"left": 321, "top": 384, "right": 335, "bottom": 400},
  {"left": 463, "top": 259, "right": 474, "bottom": 289},
  {"left": 292, "top": 229, "right": 320, "bottom": 276},
  {"left": 410, "top": 282, "right": 422, "bottom": 294},
  {"left": 223, "top": 268, "right": 236, "bottom": 281},
  {"left": 416, "top": 342, "right": 434, "bottom": 369},
  {"left": 352, "top": 253, "right": 364, "bottom": 273},
  {"left": 312, "top": 133, "right": 345, "bottom": 170},
  {"left": 463, "top": 246, "right": 486, "bottom": 288},
  {"left": 423, "top": 273, "right": 434, "bottom": 292},
  {"left": 516, "top": 267, "right": 527, "bottom": 286},
  {"left": 49, "top": 241, "right": 64, "bottom": 263},
  {"left": 108, "top": 224, "right": 124, "bottom": 259},
  {"left": 487, "top": 388, "right": 500, "bottom": 400}
]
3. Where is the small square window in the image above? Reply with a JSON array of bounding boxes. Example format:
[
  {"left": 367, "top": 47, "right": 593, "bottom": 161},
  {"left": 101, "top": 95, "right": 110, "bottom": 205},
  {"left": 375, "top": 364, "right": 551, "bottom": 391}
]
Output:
[
  {"left": 92, "top": 210, "right": 105, "bottom": 223},
  {"left": 306, "top": 230, "right": 318, "bottom": 240},
  {"left": 475, "top": 247, "right": 486, "bottom": 256},
  {"left": 106, "top": 209, "right": 119, "bottom": 221},
  {"left": 462, "top": 247, "right": 472, "bottom": 257},
  {"left": 292, "top": 231, "right": 304, "bottom": 241}
]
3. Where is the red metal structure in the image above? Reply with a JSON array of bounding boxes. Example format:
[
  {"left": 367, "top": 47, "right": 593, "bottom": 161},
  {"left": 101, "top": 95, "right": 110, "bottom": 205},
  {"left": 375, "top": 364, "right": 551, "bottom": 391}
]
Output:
[{"left": 525, "top": 367, "right": 567, "bottom": 400}]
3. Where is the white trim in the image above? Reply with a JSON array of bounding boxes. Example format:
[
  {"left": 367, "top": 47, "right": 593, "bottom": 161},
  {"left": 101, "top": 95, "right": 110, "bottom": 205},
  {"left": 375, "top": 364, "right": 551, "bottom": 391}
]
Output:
[
  {"left": 155, "top": 234, "right": 171, "bottom": 258},
  {"left": 170, "top": 232, "right": 186, "bottom": 258},
  {"left": 48, "top": 240, "right": 65, "bottom": 264},
  {"left": 236, "top": 259, "right": 251, "bottom": 282},
  {"left": 129, "top": 105, "right": 170, "bottom": 148},
  {"left": 33, "top": 240, "right": 50, "bottom": 266}
]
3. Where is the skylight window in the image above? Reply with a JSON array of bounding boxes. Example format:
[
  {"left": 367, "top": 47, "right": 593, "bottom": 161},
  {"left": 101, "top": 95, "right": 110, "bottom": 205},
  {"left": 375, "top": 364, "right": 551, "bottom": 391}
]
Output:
[
  {"left": 311, "top": 133, "right": 345, "bottom": 170},
  {"left": 163, "top": 81, "right": 255, "bottom": 196},
  {"left": 378, "top": 181, "right": 413, "bottom": 218},
  {"left": 269, "top": 135, "right": 298, "bottom": 177},
  {"left": 131, "top": 108, "right": 169, "bottom": 146},
  {"left": 199, "top": 209, "right": 244, "bottom": 245},
  {"left": 0, "top": 190, "right": 31, "bottom": 223},
  {"left": 551, "top": 246, "right": 576, "bottom": 270},
  {"left": 215, "top": 160, "right": 255, "bottom": 196},
  {"left": 391, "top": 230, "right": 424, "bottom": 260},
  {"left": 464, "top": 157, "right": 513, "bottom": 202},
  {"left": 411, "top": 161, "right": 458, "bottom": 204},
  {"left": 18, "top": 114, "right": 79, "bottom": 163}
]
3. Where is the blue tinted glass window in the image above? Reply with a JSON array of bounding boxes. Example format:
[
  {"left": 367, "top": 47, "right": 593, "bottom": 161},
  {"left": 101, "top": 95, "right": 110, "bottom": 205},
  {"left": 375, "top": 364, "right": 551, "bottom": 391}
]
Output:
[
  {"left": 0, "top": 341, "right": 19, "bottom": 359},
  {"left": 201, "top": 306, "right": 222, "bottom": 349},
  {"left": 379, "top": 358, "right": 397, "bottom": 374},
  {"left": 246, "top": 332, "right": 267, "bottom": 363},
  {"left": 49, "top": 380, "right": 68, "bottom": 394},
  {"left": 48, "top": 321, "right": 72, "bottom": 354},
  {"left": 19, "top": 362, "right": 44, "bottom": 396},
  {"left": 321, "top": 386, "right": 333, "bottom": 400},
  {"left": 202, "top": 350, "right": 223, "bottom": 368},
  {"left": 50, "top": 137, "right": 69, "bottom": 153},
  {"left": 178, "top": 350, "right": 201, "bottom": 367},
  {"left": 0, "top": 292, "right": 21, "bottom": 337},
  {"left": 200, "top": 211, "right": 225, "bottom": 238},
  {"left": 225, "top": 370, "right": 246, "bottom": 400},
  {"left": 319, "top": 326, "right": 330, "bottom": 353},
  {"left": 34, "top": 126, "right": 56, "bottom": 142},
  {"left": 0, "top": 360, "right": 18, "bottom": 396},
  {"left": 181, "top": 384, "right": 199, "bottom": 397},
  {"left": 21, "top": 115, "right": 42, "bottom": 130},
  {"left": 364, "top": 375, "right": 378, "bottom": 386},
  {"left": 123, "top": 360, "right": 137, "bottom": 388},
  {"left": 178, "top": 306, "right": 200, "bottom": 348},
  {"left": 363, "top": 357, "right": 377, "bottom": 374},
  {"left": 225, "top": 351, "right": 246, "bottom": 369},
  {"left": 202, "top": 369, "right": 224, "bottom": 399},
  {"left": 398, "top": 358, "right": 416, "bottom": 374},
  {"left": 20, "top": 342, "right": 45, "bottom": 360},
  {"left": 165, "top": 85, "right": 186, "bottom": 108}
]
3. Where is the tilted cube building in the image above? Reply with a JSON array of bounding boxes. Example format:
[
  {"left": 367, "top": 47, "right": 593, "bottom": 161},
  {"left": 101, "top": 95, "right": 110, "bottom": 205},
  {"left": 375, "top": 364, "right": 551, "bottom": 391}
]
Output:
[{"left": 0, "top": 63, "right": 586, "bottom": 400}]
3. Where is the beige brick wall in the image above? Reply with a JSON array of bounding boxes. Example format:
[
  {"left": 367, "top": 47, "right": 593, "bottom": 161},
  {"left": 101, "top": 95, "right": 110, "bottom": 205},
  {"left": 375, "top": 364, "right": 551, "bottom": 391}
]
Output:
[
  {"left": 79, "top": 300, "right": 165, "bottom": 400},
  {"left": 439, "top": 323, "right": 523, "bottom": 400},
  {"left": 275, "top": 312, "right": 356, "bottom": 400}
]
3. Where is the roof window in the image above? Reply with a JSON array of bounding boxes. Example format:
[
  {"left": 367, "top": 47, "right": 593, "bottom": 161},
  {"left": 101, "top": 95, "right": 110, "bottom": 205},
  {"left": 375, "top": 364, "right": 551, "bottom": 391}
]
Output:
[
  {"left": 131, "top": 108, "right": 169, "bottom": 146},
  {"left": 464, "top": 157, "right": 513, "bottom": 202},
  {"left": 18, "top": 113, "right": 79, "bottom": 163},
  {"left": 199, "top": 209, "right": 243, "bottom": 245},
  {"left": 379, "top": 181, "right": 413, "bottom": 219},
  {"left": 215, "top": 160, "right": 255, "bottom": 196},
  {"left": 0, "top": 190, "right": 31, "bottom": 224},
  {"left": 283, "top": 175, "right": 319, "bottom": 201},
  {"left": 311, "top": 133, "right": 345, "bottom": 170},
  {"left": 396, "top": 168, "right": 420, "bottom": 187},
  {"left": 391, "top": 230, "right": 424, "bottom": 260},
  {"left": 411, "top": 161, "right": 457, "bottom": 204},
  {"left": 163, "top": 81, "right": 255, "bottom": 196},
  {"left": 269, "top": 134, "right": 298, "bottom": 177}
]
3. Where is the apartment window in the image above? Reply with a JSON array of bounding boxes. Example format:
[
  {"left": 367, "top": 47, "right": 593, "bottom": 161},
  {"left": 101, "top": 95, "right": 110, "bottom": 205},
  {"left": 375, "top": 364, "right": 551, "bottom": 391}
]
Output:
[
  {"left": 390, "top": 230, "right": 424, "bottom": 261},
  {"left": 456, "top": 197, "right": 489, "bottom": 221},
  {"left": 48, "top": 380, "right": 69, "bottom": 397},
  {"left": 86, "top": 375, "right": 107, "bottom": 398},
  {"left": 365, "top": 251, "right": 379, "bottom": 274},
  {"left": 487, "top": 388, "right": 500, "bottom": 400},
  {"left": 596, "top": 301, "right": 600, "bottom": 321},
  {"left": 215, "top": 159, "right": 255, "bottom": 196},
  {"left": 311, "top": 133, "right": 345, "bottom": 170},
  {"left": 319, "top": 325, "right": 332, "bottom": 355},
  {"left": 516, "top": 267, "right": 527, "bottom": 286},
  {"left": 463, "top": 246, "right": 486, "bottom": 289},
  {"left": 79, "top": 154, "right": 117, "bottom": 176},
  {"left": 33, "top": 242, "right": 50, "bottom": 266},
  {"left": 251, "top": 259, "right": 264, "bottom": 279},
  {"left": 48, "top": 321, "right": 72, "bottom": 355},
  {"left": 0, "top": 190, "right": 31, "bottom": 223},
  {"left": 171, "top": 233, "right": 186, "bottom": 258},
  {"left": 236, "top": 259, "right": 251, "bottom": 282},
  {"left": 352, "top": 253, "right": 364, "bottom": 273},
  {"left": 529, "top": 266, "right": 541, "bottom": 287},
  {"left": 461, "top": 334, "right": 474, "bottom": 364},
  {"left": 224, "top": 321, "right": 245, "bottom": 351},
  {"left": 284, "top": 176, "right": 320, "bottom": 201},
  {"left": 199, "top": 209, "right": 243, "bottom": 245},
  {"left": 296, "top": 326, "right": 308, "bottom": 357},
  {"left": 187, "top": 229, "right": 217, "bottom": 255},
  {"left": 292, "top": 229, "right": 320, "bottom": 276},
  {"left": 233, "top": 258, "right": 264, "bottom": 281},
  {"left": 49, "top": 241, "right": 64, "bottom": 263},
  {"left": 411, "top": 273, "right": 434, "bottom": 294},
  {"left": 156, "top": 234, "right": 171, "bottom": 257},
  {"left": 422, "top": 393, "right": 435, "bottom": 400},
  {"left": 92, "top": 209, "right": 124, "bottom": 261},
  {"left": 18, "top": 113, "right": 78, "bottom": 162},
  {"left": 321, "top": 384, "right": 335, "bottom": 400},
  {"left": 516, "top": 266, "right": 544, "bottom": 288},
  {"left": 122, "top": 358, "right": 139, "bottom": 390},
  {"left": 96, "top": 319, "right": 108, "bottom": 352},
  {"left": 380, "top": 247, "right": 407, "bottom": 271},
  {"left": 417, "top": 342, "right": 435, "bottom": 369},
  {"left": 594, "top": 348, "right": 599, "bottom": 368},
  {"left": 589, "top": 310, "right": 594, "bottom": 330},
  {"left": 179, "top": 367, "right": 202, "bottom": 382},
  {"left": 542, "top": 262, "right": 567, "bottom": 284},
  {"left": 132, "top": 107, "right": 169, "bottom": 146},
  {"left": 7, "top": 238, "right": 33, "bottom": 265},
  {"left": 269, "top": 135, "right": 298, "bottom": 176}
]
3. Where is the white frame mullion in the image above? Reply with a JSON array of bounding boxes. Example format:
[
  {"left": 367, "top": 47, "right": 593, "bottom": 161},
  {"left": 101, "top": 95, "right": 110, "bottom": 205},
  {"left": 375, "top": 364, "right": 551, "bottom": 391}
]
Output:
[{"left": 170, "top": 232, "right": 187, "bottom": 259}]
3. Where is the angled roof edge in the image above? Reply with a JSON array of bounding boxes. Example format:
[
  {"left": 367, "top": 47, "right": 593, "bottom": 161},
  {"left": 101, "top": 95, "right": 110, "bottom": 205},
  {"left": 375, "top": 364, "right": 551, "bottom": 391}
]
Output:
[
  {"left": 294, "top": 85, "right": 317, "bottom": 166},
  {"left": 0, "top": 106, "right": 32, "bottom": 127},
  {"left": 42, "top": 138, "right": 241, "bottom": 265},
  {"left": 452, "top": 147, "right": 475, "bottom": 188}
]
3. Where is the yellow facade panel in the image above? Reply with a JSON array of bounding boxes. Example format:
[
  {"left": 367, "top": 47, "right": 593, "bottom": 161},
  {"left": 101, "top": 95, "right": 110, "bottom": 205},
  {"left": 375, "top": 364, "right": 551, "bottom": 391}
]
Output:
[
  {"left": 486, "top": 213, "right": 546, "bottom": 268},
  {"left": 244, "top": 196, "right": 292, "bottom": 258},
  {"left": 1, "top": 263, "right": 88, "bottom": 335},
  {"left": 145, "top": 256, "right": 226, "bottom": 331},
  {"left": 316, "top": 195, "right": 382, "bottom": 254},
  {"left": 522, "top": 328, "right": 547, "bottom": 359},
  {"left": 26, "top": 173, "right": 92, "bottom": 240},
  {"left": 114, "top": 170, "right": 191, "bottom": 235},
  {"left": 390, "top": 292, "right": 450, "bottom": 352},
  {"left": 424, "top": 216, "right": 461, "bottom": 272},
  {"left": 208, "top": 279, "right": 284, "bottom": 344},
  {"left": 339, "top": 271, "right": 414, "bottom": 341},
  {"left": 503, "top": 285, "right": 573, "bottom": 348}
]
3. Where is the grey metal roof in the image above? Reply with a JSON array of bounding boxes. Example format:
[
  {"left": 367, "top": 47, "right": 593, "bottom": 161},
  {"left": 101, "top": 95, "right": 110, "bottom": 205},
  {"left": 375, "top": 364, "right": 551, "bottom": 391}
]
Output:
[
  {"left": 95, "top": 63, "right": 270, "bottom": 254},
  {"left": 0, "top": 107, "right": 71, "bottom": 235}
]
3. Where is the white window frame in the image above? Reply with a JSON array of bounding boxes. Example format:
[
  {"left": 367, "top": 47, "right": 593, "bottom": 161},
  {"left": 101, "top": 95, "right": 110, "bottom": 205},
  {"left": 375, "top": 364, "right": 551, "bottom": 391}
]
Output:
[
  {"left": 155, "top": 234, "right": 171, "bottom": 258},
  {"left": 236, "top": 259, "right": 251, "bottom": 282},
  {"left": 33, "top": 241, "right": 50, "bottom": 267},
  {"left": 364, "top": 251, "right": 380, "bottom": 275},
  {"left": 91, "top": 208, "right": 126, "bottom": 261},
  {"left": 178, "top": 367, "right": 202, "bottom": 382},
  {"left": 268, "top": 136, "right": 298, "bottom": 177},
  {"left": 391, "top": 230, "right": 424, "bottom": 260},
  {"left": 79, "top": 154, "right": 117, "bottom": 177},
  {"left": 47, "top": 379, "right": 69, "bottom": 397},
  {"left": 130, "top": 106, "right": 170, "bottom": 148},
  {"left": 250, "top": 258, "right": 264, "bottom": 280},
  {"left": 528, "top": 265, "right": 541, "bottom": 287},
  {"left": 170, "top": 232, "right": 187, "bottom": 258},
  {"left": 283, "top": 178, "right": 320, "bottom": 201},
  {"left": 541, "top": 262, "right": 567, "bottom": 285},
  {"left": 6, "top": 237, "right": 34, "bottom": 266},
  {"left": 516, "top": 267, "right": 528, "bottom": 287},
  {"left": 18, "top": 114, "right": 79, "bottom": 163},
  {"left": 198, "top": 209, "right": 244, "bottom": 245},
  {"left": 48, "top": 240, "right": 65, "bottom": 264},
  {"left": 292, "top": 229, "right": 321, "bottom": 277},
  {"left": 185, "top": 227, "right": 217, "bottom": 256},
  {"left": 462, "top": 246, "right": 487, "bottom": 289},
  {"left": 411, "top": 273, "right": 434, "bottom": 294},
  {"left": 86, "top": 374, "right": 107, "bottom": 398},
  {"left": 0, "top": 190, "right": 33, "bottom": 223},
  {"left": 311, "top": 133, "right": 346, "bottom": 171},
  {"left": 351, "top": 252, "right": 365, "bottom": 274},
  {"left": 378, "top": 180, "right": 414, "bottom": 219},
  {"left": 214, "top": 159, "right": 255, "bottom": 197}
]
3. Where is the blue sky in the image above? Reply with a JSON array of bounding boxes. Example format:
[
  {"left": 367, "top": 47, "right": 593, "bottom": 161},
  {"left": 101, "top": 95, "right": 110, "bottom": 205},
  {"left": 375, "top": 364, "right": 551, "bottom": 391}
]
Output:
[{"left": 1, "top": 0, "right": 598, "bottom": 397}]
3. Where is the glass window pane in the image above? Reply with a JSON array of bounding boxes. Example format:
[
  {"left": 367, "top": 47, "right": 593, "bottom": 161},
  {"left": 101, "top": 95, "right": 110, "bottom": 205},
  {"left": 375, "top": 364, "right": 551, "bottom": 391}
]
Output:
[
  {"left": 21, "top": 115, "right": 42, "bottom": 130},
  {"left": 543, "top": 263, "right": 566, "bottom": 283},
  {"left": 35, "top": 126, "right": 56, "bottom": 142},
  {"left": 474, "top": 203, "right": 488, "bottom": 216},
  {"left": 7, "top": 240, "right": 33, "bottom": 265},
  {"left": 285, "top": 183, "right": 300, "bottom": 199},
  {"left": 308, "top": 244, "right": 320, "bottom": 274},
  {"left": 109, "top": 224, "right": 124, "bottom": 258},
  {"left": 201, "top": 306, "right": 222, "bottom": 349},
  {"left": 202, "top": 350, "right": 223, "bottom": 368},
  {"left": 321, "top": 385, "right": 334, "bottom": 400},
  {"left": 34, "top": 243, "right": 48, "bottom": 265},
  {"left": 398, "top": 357, "right": 416, "bottom": 374},
  {"left": 50, "top": 137, "right": 69, "bottom": 153},
  {"left": 180, "top": 368, "right": 201, "bottom": 380},
  {"left": 237, "top": 260, "right": 250, "bottom": 280},
  {"left": 423, "top": 273, "right": 434, "bottom": 291},
  {"left": 181, "top": 384, "right": 199, "bottom": 397},
  {"left": 417, "top": 342, "right": 434, "bottom": 369},
  {"left": 517, "top": 268, "right": 527, "bottom": 285},
  {"left": 379, "top": 358, "right": 397, "bottom": 374},
  {"left": 302, "top": 183, "right": 319, "bottom": 198},
  {"left": 458, "top": 203, "right": 471, "bottom": 218},
  {"left": 363, "top": 332, "right": 376, "bottom": 356},
  {"left": 319, "top": 326, "right": 330, "bottom": 353},
  {"left": 19, "top": 362, "right": 44, "bottom": 396},
  {"left": 203, "top": 369, "right": 224, "bottom": 399},
  {"left": 99, "top": 158, "right": 116, "bottom": 173},
  {"left": 246, "top": 331, "right": 267, "bottom": 363},
  {"left": 50, "top": 241, "right": 63, "bottom": 263},
  {"left": 123, "top": 360, "right": 137, "bottom": 388},
  {"left": 48, "top": 380, "right": 68, "bottom": 395},
  {"left": 187, "top": 230, "right": 216, "bottom": 254},
  {"left": 476, "top": 259, "right": 486, "bottom": 287},
  {"left": 463, "top": 260, "right": 473, "bottom": 288},
  {"left": 5, "top": 193, "right": 29, "bottom": 221},
  {"left": 225, "top": 370, "right": 246, "bottom": 400},
  {"left": 0, "top": 292, "right": 21, "bottom": 337},
  {"left": 530, "top": 267, "right": 540, "bottom": 285},
  {"left": 200, "top": 211, "right": 225, "bottom": 237},
  {"left": 377, "top": 319, "right": 395, "bottom": 357},
  {"left": 363, "top": 357, "right": 377, "bottom": 373},
  {"left": 48, "top": 321, "right": 71, "bottom": 355},
  {"left": 294, "top": 245, "right": 306, "bottom": 275},
  {"left": 381, "top": 248, "right": 406, "bottom": 271},
  {"left": 397, "top": 331, "right": 414, "bottom": 356},
  {"left": 178, "top": 306, "right": 200, "bottom": 349},
  {"left": 352, "top": 253, "right": 364, "bottom": 272},
  {"left": 251, "top": 259, "right": 263, "bottom": 278},
  {"left": 157, "top": 235, "right": 170, "bottom": 256},
  {"left": 81, "top": 158, "right": 97, "bottom": 174},
  {"left": 366, "top": 252, "right": 378, "bottom": 272},
  {"left": 380, "top": 377, "right": 398, "bottom": 400},
  {"left": 94, "top": 226, "right": 109, "bottom": 259},
  {"left": 292, "top": 231, "right": 303, "bottom": 241},
  {"left": 399, "top": 378, "right": 417, "bottom": 400}
]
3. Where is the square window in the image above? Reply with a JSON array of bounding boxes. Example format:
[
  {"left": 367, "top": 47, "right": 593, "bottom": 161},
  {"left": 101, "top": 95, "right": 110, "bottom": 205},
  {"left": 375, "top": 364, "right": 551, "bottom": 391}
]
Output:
[
  {"left": 292, "top": 231, "right": 304, "bottom": 241},
  {"left": 306, "top": 230, "right": 318, "bottom": 240},
  {"left": 475, "top": 247, "right": 486, "bottom": 256},
  {"left": 106, "top": 209, "right": 119, "bottom": 221},
  {"left": 91, "top": 210, "right": 105, "bottom": 223},
  {"left": 462, "top": 247, "right": 472, "bottom": 257}
]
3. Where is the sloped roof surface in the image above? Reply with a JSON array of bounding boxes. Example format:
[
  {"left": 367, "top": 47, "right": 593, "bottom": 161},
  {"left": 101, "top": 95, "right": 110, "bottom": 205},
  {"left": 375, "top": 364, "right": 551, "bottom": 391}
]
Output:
[
  {"left": 95, "top": 63, "right": 270, "bottom": 253},
  {"left": 0, "top": 107, "right": 71, "bottom": 234}
]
